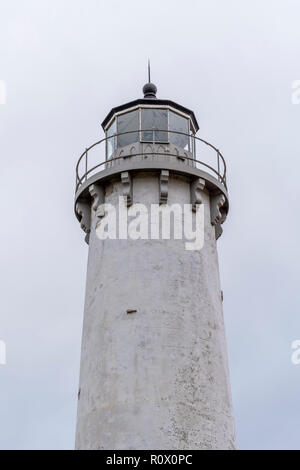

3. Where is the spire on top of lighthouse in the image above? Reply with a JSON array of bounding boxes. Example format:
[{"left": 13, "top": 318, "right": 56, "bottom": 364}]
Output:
[{"left": 143, "top": 60, "right": 157, "bottom": 99}]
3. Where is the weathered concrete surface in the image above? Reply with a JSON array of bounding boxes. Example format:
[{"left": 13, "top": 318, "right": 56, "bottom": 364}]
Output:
[{"left": 75, "top": 173, "right": 235, "bottom": 450}]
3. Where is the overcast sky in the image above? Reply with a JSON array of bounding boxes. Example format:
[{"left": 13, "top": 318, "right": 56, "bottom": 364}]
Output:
[{"left": 0, "top": 0, "right": 300, "bottom": 450}]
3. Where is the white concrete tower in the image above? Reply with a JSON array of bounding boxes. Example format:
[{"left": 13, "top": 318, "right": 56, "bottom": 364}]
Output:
[{"left": 74, "top": 80, "right": 235, "bottom": 450}]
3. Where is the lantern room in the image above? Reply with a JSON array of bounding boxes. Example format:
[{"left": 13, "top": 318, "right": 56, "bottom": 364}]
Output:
[{"left": 101, "top": 82, "right": 199, "bottom": 160}]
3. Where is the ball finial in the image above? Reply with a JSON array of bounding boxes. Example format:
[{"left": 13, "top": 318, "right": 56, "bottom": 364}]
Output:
[{"left": 143, "top": 82, "right": 157, "bottom": 98}]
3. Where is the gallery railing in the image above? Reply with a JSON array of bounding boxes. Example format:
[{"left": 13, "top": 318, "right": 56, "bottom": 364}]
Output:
[{"left": 75, "top": 130, "right": 227, "bottom": 192}]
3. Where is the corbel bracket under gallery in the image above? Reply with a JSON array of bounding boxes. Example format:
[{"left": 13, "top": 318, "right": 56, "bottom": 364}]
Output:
[
  {"left": 190, "top": 177, "right": 205, "bottom": 212},
  {"left": 159, "top": 170, "right": 169, "bottom": 204},
  {"left": 76, "top": 200, "right": 91, "bottom": 245},
  {"left": 121, "top": 171, "right": 133, "bottom": 207},
  {"left": 210, "top": 193, "right": 227, "bottom": 240},
  {"left": 210, "top": 193, "right": 226, "bottom": 226},
  {"left": 89, "top": 183, "right": 104, "bottom": 215}
]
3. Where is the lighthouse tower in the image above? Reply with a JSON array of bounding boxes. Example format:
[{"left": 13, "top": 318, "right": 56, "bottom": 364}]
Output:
[{"left": 74, "top": 79, "right": 235, "bottom": 450}]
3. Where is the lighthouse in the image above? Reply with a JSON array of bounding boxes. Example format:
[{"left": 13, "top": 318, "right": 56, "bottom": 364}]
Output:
[{"left": 74, "top": 78, "right": 235, "bottom": 450}]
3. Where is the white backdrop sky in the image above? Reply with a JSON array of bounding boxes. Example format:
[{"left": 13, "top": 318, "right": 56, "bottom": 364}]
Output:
[{"left": 0, "top": 0, "right": 300, "bottom": 450}]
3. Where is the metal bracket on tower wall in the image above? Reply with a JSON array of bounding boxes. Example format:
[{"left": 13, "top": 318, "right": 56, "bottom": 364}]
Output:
[
  {"left": 190, "top": 178, "right": 205, "bottom": 211},
  {"left": 121, "top": 171, "right": 133, "bottom": 207},
  {"left": 159, "top": 170, "right": 169, "bottom": 204}
]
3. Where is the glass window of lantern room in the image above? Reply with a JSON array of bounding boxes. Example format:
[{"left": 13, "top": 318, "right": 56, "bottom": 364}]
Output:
[
  {"left": 169, "top": 111, "right": 189, "bottom": 151},
  {"left": 141, "top": 108, "right": 168, "bottom": 143},
  {"left": 106, "top": 119, "right": 116, "bottom": 159},
  {"left": 117, "top": 110, "right": 139, "bottom": 148}
]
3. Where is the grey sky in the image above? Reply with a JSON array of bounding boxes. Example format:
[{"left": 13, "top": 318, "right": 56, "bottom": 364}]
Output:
[{"left": 0, "top": 0, "right": 300, "bottom": 449}]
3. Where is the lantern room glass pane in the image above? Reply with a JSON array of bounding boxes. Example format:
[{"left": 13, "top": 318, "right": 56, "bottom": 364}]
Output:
[
  {"left": 106, "top": 119, "right": 116, "bottom": 159},
  {"left": 141, "top": 109, "right": 168, "bottom": 142},
  {"left": 117, "top": 110, "right": 139, "bottom": 148},
  {"left": 169, "top": 111, "right": 189, "bottom": 150}
]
